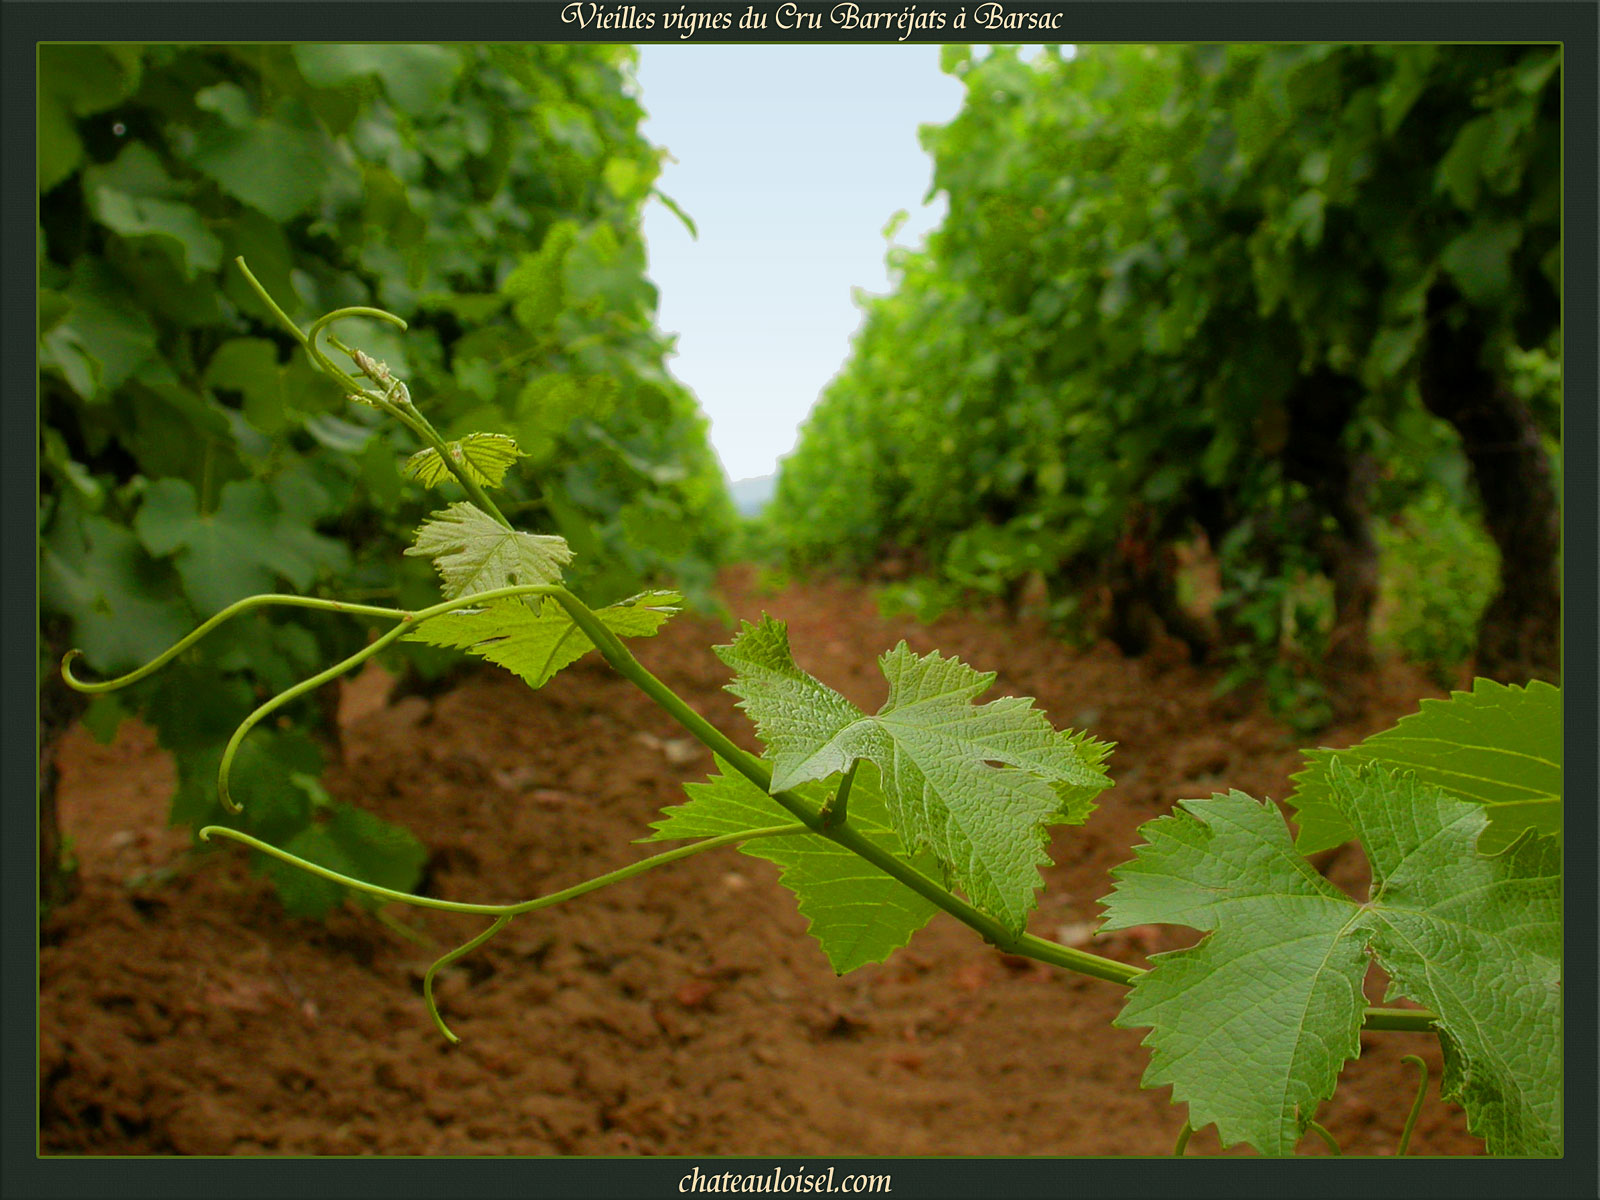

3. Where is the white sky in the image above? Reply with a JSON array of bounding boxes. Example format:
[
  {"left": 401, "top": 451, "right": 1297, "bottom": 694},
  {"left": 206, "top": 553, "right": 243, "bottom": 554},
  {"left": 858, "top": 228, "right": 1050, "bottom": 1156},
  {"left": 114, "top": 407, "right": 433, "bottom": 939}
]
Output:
[{"left": 635, "top": 46, "right": 967, "bottom": 483}]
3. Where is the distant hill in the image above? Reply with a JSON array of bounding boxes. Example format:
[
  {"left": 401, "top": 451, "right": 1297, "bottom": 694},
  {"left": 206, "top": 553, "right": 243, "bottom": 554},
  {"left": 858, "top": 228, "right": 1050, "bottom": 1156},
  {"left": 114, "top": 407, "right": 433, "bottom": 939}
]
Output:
[{"left": 729, "top": 473, "right": 777, "bottom": 517}]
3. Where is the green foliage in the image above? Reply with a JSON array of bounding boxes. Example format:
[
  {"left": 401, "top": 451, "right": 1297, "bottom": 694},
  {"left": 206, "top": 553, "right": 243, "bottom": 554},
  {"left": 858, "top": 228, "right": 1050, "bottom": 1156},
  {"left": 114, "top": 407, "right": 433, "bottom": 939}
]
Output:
[
  {"left": 1287, "top": 677, "right": 1561, "bottom": 855},
  {"left": 715, "top": 617, "right": 1112, "bottom": 934},
  {"left": 134, "top": 476, "right": 351, "bottom": 615},
  {"left": 1209, "top": 499, "right": 1337, "bottom": 733},
  {"left": 648, "top": 759, "right": 941, "bottom": 973},
  {"left": 58, "top": 54, "right": 1563, "bottom": 1161},
  {"left": 1374, "top": 490, "right": 1499, "bottom": 679},
  {"left": 41, "top": 493, "right": 193, "bottom": 674},
  {"left": 40, "top": 43, "right": 734, "bottom": 913},
  {"left": 260, "top": 794, "right": 429, "bottom": 920},
  {"left": 770, "top": 44, "right": 1560, "bottom": 672},
  {"left": 403, "top": 433, "right": 523, "bottom": 490},
  {"left": 103, "top": 293, "right": 1559, "bottom": 1154},
  {"left": 404, "top": 589, "right": 682, "bottom": 690},
  {"left": 1105, "top": 760, "right": 1560, "bottom": 1157},
  {"left": 874, "top": 579, "right": 962, "bottom": 625},
  {"left": 404, "top": 500, "right": 572, "bottom": 600}
]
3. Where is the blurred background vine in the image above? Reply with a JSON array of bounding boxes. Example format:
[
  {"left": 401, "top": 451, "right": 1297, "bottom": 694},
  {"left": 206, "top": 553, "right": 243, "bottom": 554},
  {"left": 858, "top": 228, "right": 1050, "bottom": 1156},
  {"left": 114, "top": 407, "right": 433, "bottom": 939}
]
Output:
[{"left": 767, "top": 44, "right": 1561, "bottom": 726}]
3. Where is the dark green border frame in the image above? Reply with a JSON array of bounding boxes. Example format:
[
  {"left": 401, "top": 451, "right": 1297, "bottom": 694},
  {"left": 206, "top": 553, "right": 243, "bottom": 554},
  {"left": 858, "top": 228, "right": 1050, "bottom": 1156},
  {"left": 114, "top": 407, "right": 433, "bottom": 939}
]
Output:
[{"left": 7, "top": 4, "right": 1595, "bottom": 1197}]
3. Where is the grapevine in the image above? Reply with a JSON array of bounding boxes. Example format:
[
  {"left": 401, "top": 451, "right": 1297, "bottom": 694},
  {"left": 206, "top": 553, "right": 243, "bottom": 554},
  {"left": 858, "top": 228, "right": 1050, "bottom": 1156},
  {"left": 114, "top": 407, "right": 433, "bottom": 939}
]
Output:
[{"left": 62, "top": 264, "right": 1561, "bottom": 1157}]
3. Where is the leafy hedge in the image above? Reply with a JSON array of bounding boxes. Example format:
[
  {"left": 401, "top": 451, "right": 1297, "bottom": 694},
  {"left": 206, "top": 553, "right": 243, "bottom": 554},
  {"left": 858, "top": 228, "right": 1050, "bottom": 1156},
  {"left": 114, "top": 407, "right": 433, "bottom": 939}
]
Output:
[
  {"left": 770, "top": 44, "right": 1560, "bottom": 686},
  {"left": 39, "top": 43, "right": 735, "bottom": 911}
]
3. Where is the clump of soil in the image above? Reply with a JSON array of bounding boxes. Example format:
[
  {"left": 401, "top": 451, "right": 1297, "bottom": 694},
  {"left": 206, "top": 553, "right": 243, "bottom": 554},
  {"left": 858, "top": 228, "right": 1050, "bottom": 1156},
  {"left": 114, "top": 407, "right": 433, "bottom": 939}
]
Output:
[{"left": 41, "top": 567, "right": 1476, "bottom": 1157}]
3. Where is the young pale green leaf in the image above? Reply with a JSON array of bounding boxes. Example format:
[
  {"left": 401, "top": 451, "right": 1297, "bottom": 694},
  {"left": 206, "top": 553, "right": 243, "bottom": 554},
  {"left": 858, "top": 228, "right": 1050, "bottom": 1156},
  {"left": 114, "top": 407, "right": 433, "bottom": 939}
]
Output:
[
  {"left": 405, "top": 590, "right": 681, "bottom": 689},
  {"left": 403, "top": 432, "right": 524, "bottom": 490},
  {"left": 648, "top": 759, "right": 940, "bottom": 973},
  {"left": 403, "top": 501, "right": 572, "bottom": 600},
  {"left": 1104, "top": 760, "right": 1561, "bottom": 1157},
  {"left": 1287, "top": 677, "right": 1561, "bottom": 854},
  {"left": 715, "top": 616, "right": 1112, "bottom": 935}
]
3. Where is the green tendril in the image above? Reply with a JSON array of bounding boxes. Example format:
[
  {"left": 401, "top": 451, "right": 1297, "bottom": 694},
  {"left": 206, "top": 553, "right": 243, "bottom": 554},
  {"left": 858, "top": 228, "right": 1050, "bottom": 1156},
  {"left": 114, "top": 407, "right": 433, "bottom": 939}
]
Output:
[
  {"left": 425, "top": 914, "right": 512, "bottom": 1044},
  {"left": 200, "top": 822, "right": 807, "bottom": 919},
  {"left": 1307, "top": 1121, "right": 1342, "bottom": 1155},
  {"left": 206, "top": 587, "right": 574, "bottom": 815},
  {"left": 201, "top": 826, "right": 531, "bottom": 915},
  {"left": 305, "top": 305, "right": 408, "bottom": 389},
  {"left": 60, "top": 594, "right": 407, "bottom": 695},
  {"left": 234, "top": 257, "right": 309, "bottom": 348},
  {"left": 1172, "top": 1120, "right": 1193, "bottom": 1156},
  {"left": 1397, "top": 1054, "right": 1429, "bottom": 1156},
  {"left": 200, "top": 821, "right": 808, "bottom": 1042},
  {"left": 238, "top": 262, "right": 510, "bottom": 528},
  {"left": 216, "top": 618, "right": 415, "bottom": 814}
]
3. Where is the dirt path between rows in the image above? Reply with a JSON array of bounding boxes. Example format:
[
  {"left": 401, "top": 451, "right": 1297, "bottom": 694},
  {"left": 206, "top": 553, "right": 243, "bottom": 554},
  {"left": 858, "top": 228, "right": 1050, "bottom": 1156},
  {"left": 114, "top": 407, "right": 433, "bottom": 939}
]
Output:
[{"left": 41, "top": 566, "right": 1478, "bottom": 1157}]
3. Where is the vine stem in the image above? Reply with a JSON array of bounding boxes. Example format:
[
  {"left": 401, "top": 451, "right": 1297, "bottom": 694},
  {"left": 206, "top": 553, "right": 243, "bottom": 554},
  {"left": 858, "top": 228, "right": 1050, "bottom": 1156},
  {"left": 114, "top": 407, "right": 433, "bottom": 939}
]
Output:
[
  {"left": 1306, "top": 1121, "right": 1342, "bottom": 1155},
  {"left": 66, "top": 578, "right": 1440, "bottom": 1033},
  {"left": 198, "top": 822, "right": 807, "bottom": 917},
  {"left": 819, "top": 760, "right": 857, "bottom": 828},
  {"left": 234, "top": 257, "right": 509, "bottom": 526},
  {"left": 528, "top": 582, "right": 1444, "bottom": 1032},
  {"left": 193, "top": 266, "right": 1442, "bottom": 1038},
  {"left": 424, "top": 915, "right": 511, "bottom": 1043},
  {"left": 221, "top": 277, "right": 1182, "bottom": 994}
]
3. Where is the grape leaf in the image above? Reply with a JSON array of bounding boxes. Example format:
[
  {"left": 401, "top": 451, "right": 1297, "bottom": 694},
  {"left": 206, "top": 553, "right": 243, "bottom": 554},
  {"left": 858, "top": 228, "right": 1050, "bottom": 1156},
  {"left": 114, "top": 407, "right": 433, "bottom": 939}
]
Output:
[
  {"left": 403, "top": 501, "right": 572, "bottom": 600},
  {"left": 1103, "top": 760, "right": 1560, "bottom": 1157},
  {"left": 177, "top": 729, "right": 322, "bottom": 846},
  {"left": 405, "top": 590, "right": 681, "bottom": 689},
  {"left": 291, "top": 44, "right": 463, "bottom": 118},
  {"left": 1440, "top": 219, "right": 1522, "bottom": 304},
  {"left": 49, "top": 259, "right": 161, "bottom": 401},
  {"left": 715, "top": 617, "right": 1111, "bottom": 935},
  {"left": 647, "top": 759, "right": 941, "bottom": 973},
  {"left": 257, "top": 802, "right": 428, "bottom": 918},
  {"left": 186, "top": 115, "right": 331, "bottom": 223},
  {"left": 80, "top": 695, "right": 129, "bottom": 745},
  {"left": 39, "top": 91, "right": 82, "bottom": 194},
  {"left": 134, "top": 478, "right": 314, "bottom": 615},
  {"left": 1287, "top": 677, "right": 1561, "bottom": 854},
  {"left": 41, "top": 497, "right": 192, "bottom": 675},
  {"left": 403, "top": 433, "right": 524, "bottom": 490},
  {"left": 205, "top": 337, "right": 342, "bottom": 433},
  {"left": 263, "top": 470, "right": 351, "bottom": 588},
  {"left": 84, "top": 145, "right": 222, "bottom": 280}
]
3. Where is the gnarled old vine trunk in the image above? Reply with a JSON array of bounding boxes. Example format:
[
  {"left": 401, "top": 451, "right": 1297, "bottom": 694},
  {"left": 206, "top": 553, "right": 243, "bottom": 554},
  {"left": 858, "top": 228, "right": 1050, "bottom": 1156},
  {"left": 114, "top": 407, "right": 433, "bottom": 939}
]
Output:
[
  {"left": 1420, "top": 286, "right": 1561, "bottom": 685},
  {"left": 1101, "top": 502, "right": 1218, "bottom": 664},
  {"left": 1113, "top": 375, "right": 1379, "bottom": 678},
  {"left": 1281, "top": 368, "right": 1380, "bottom": 674}
]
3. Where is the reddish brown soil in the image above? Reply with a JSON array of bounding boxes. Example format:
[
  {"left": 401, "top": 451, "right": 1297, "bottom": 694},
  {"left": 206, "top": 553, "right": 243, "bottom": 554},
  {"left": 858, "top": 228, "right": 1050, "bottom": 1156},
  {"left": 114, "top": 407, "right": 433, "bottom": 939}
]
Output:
[{"left": 40, "top": 567, "right": 1479, "bottom": 1157}]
